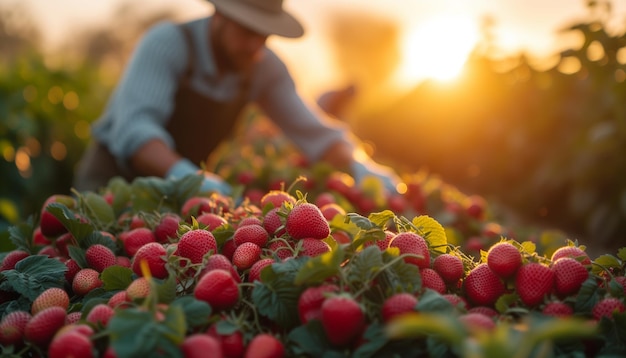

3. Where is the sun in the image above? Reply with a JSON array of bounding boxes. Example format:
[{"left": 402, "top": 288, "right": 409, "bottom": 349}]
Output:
[{"left": 393, "top": 14, "right": 479, "bottom": 88}]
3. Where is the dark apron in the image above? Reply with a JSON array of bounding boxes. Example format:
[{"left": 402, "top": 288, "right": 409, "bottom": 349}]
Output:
[{"left": 74, "top": 23, "right": 251, "bottom": 192}]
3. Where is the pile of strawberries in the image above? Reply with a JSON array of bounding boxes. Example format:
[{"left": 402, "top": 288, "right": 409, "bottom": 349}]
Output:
[{"left": 0, "top": 172, "right": 625, "bottom": 357}]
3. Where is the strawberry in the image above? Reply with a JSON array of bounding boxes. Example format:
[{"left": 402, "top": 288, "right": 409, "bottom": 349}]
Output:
[
  {"left": 552, "top": 257, "right": 589, "bottom": 297},
  {"left": 33, "top": 227, "right": 51, "bottom": 246},
  {"left": 285, "top": 203, "right": 330, "bottom": 240},
  {"left": 314, "top": 192, "right": 336, "bottom": 208},
  {"left": 65, "top": 312, "right": 83, "bottom": 325},
  {"left": 388, "top": 232, "right": 430, "bottom": 269},
  {"left": 85, "top": 244, "right": 117, "bottom": 272},
  {"left": 364, "top": 230, "right": 395, "bottom": 251},
  {"left": 268, "top": 240, "right": 294, "bottom": 261},
  {"left": 592, "top": 297, "right": 625, "bottom": 320},
  {"left": 467, "top": 306, "right": 499, "bottom": 318},
  {"left": 132, "top": 242, "right": 168, "bottom": 279},
  {"left": 119, "top": 227, "right": 156, "bottom": 257},
  {"left": 458, "top": 312, "right": 495, "bottom": 332},
  {"left": 486, "top": 242, "right": 522, "bottom": 279},
  {"left": 320, "top": 203, "right": 346, "bottom": 221},
  {"left": 232, "top": 242, "right": 262, "bottom": 271},
  {"left": 297, "top": 284, "right": 340, "bottom": 324},
  {"left": 233, "top": 224, "right": 269, "bottom": 247},
  {"left": 432, "top": 253, "right": 465, "bottom": 284},
  {"left": 177, "top": 229, "right": 218, "bottom": 265},
  {"left": 421, "top": 268, "right": 446, "bottom": 294},
  {"left": 238, "top": 216, "right": 263, "bottom": 227},
  {"left": 64, "top": 258, "right": 81, "bottom": 284},
  {"left": 194, "top": 269, "right": 240, "bottom": 311},
  {"left": 0, "top": 250, "right": 30, "bottom": 271},
  {"left": 85, "top": 303, "right": 115, "bottom": 327},
  {"left": 54, "top": 232, "right": 75, "bottom": 258},
  {"left": 222, "top": 239, "right": 238, "bottom": 261},
  {"left": 181, "top": 334, "right": 223, "bottom": 358},
  {"left": 116, "top": 256, "right": 131, "bottom": 268},
  {"left": 550, "top": 246, "right": 591, "bottom": 266},
  {"left": 72, "top": 268, "right": 103, "bottom": 296},
  {"left": 542, "top": 301, "right": 574, "bottom": 317},
  {"left": 614, "top": 276, "right": 626, "bottom": 296},
  {"left": 207, "top": 324, "right": 244, "bottom": 358},
  {"left": 298, "top": 238, "right": 331, "bottom": 257},
  {"left": 463, "top": 263, "right": 505, "bottom": 307},
  {"left": 0, "top": 310, "right": 32, "bottom": 346},
  {"left": 442, "top": 294, "right": 469, "bottom": 311},
  {"left": 321, "top": 294, "right": 366, "bottom": 347},
  {"left": 248, "top": 258, "right": 275, "bottom": 283},
  {"left": 108, "top": 290, "right": 131, "bottom": 309},
  {"left": 381, "top": 292, "right": 418, "bottom": 323},
  {"left": 244, "top": 333, "right": 285, "bottom": 358},
  {"left": 200, "top": 254, "right": 241, "bottom": 282},
  {"left": 31, "top": 287, "right": 70, "bottom": 315},
  {"left": 515, "top": 262, "right": 554, "bottom": 307},
  {"left": 126, "top": 277, "right": 151, "bottom": 302},
  {"left": 154, "top": 213, "right": 182, "bottom": 243},
  {"left": 39, "top": 194, "right": 75, "bottom": 237},
  {"left": 260, "top": 190, "right": 296, "bottom": 209},
  {"left": 24, "top": 306, "right": 67, "bottom": 347},
  {"left": 48, "top": 329, "right": 95, "bottom": 358},
  {"left": 262, "top": 207, "right": 286, "bottom": 237},
  {"left": 196, "top": 212, "right": 228, "bottom": 231},
  {"left": 181, "top": 196, "right": 214, "bottom": 218}
]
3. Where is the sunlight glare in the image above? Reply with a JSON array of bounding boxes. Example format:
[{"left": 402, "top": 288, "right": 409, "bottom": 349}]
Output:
[{"left": 394, "top": 14, "right": 479, "bottom": 87}]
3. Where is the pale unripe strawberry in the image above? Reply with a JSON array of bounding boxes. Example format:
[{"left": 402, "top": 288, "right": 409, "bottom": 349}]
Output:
[
  {"left": 48, "top": 329, "right": 95, "bottom": 358},
  {"left": 72, "top": 268, "right": 103, "bottom": 296},
  {"left": 0, "top": 250, "right": 30, "bottom": 271},
  {"left": 126, "top": 277, "right": 151, "bottom": 302},
  {"left": 85, "top": 244, "right": 117, "bottom": 272},
  {"left": 116, "top": 256, "right": 131, "bottom": 268},
  {"left": 108, "top": 290, "right": 131, "bottom": 309},
  {"left": 232, "top": 242, "right": 261, "bottom": 271},
  {"left": 119, "top": 227, "right": 156, "bottom": 257},
  {"left": 286, "top": 203, "right": 330, "bottom": 240},
  {"left": 85, "top": 303, "right": 115, "bottom": 327},
  {"left": 32, "top": 287, "right": 70, "bottom": 315},
  {"left": 24, "top": 306, "right": 67, "bottom": 347},
  {"left": 194, "top": 269, "right": 240, "bottom": 311},
  {"left": 177, "top": 229, "right": 218, "bottom": 265},
  {"left": 65, "top": 312, "right": 82, "bottom": 325},
  {"left": 245, "top": 333, "right": 285, "bottom": 358},
  {"left": 132, "top": 242, "right": 168, "bottom": 279},
  {"left": 0, "top": 310, "right": 32, "bottom": 346},
  {"left": 233, "top": 224, "right": 269, "bottom": 247}
]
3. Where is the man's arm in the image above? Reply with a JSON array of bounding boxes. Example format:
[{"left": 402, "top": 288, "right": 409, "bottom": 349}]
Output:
[{"left": 129, "top": 139, "right": 181, "bottom": 177}]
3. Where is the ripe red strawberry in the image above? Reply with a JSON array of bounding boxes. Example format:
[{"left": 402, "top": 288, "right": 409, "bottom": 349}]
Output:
[
  {"left": 487, "top": 242, "right": 522, "bottom": 279},
  {"left": 467, "top": 306, "right": 498, "bottom": 318},
  {"left": 116, "top": 255, "right": 131, "bottom": 268},
  {"left": 232, "top": 242, "right": 262, "bottom": 271},
  {"left": 153, "top": 213, "right": 181, "bottom": 243},
  {"left": 262, "top": 207, "right": 286, "bottom": 237},
  {"left": 314, "top": 192, "right": 336, "bottom": 208},
  {"left": 32, "top": 287, "right": 70, "bottom": 315},
  {"left": 108, "top": 290, "right": 130, "bottom": 309},
  {"left": 298, "top": 284, "right": 340, "bottom": 324},
  {"left": 119, "top": 227, "right": 156, "bottom": 257},
  {"left": 245, "top": 333, "right": 285, "bottom": 358},
  {"left": 200, "top": 254, "right": 241, "bottom": 282},
  {"left": 178, "top": 229, "right": 218, "bottom": 265},
  {"left": 0, "top": 250, "right": 30, "bottom": 271},
  {"left": 463, "top": 263, "right": 505, "bottom": 307},
  {"left": 85, "top": 303, "right": 115, "bottom": 327},
  {"left": 614, "top": 276, "right": 626, "bottom": 296},
  {"left": 320, "top": 203, "right": 346, "bottom": 221},
  {"left": 64, "top": 258, "right": 81, "bottom": 284},
  {"left": 592, "top": 297, "right": 625, "bottom": 320},
  {"left": 298, "top": 238, "right": 331, "bottom": 257},
  {"left": 321, "top": 294, "right": 366, "bottom": 347},
  {"left": 381, "top": 292, "right": 418, "bottom": 323},
  {"left": 33, "top": 227, "right": 51, "bottom": 246},
  {"left": 39, "top": 194, "right": 75, "bottom": 237},
  {"left": 181, "top": 334, "right": 223, "bottom": 358},
  {"left": 432, "top": 253, "right": 464, "bottom": 284},
  {"left": 181, "top": 196, "right": 214, "bottom": 218},
  {"left": 207, "top": 324, "right": 244, "bottom": 358},
  {"left": 388, "top": 232, "right": 430, "bottom": 269},
  {"left": 126, "top": 277, "right": 151, "bottom": 302},
  {"left": 85, "top": 244, "right": 117, "bottom": 272},
  {"left": 268, "top": 240, "right": 294, "bottom": 261},
  {"left": 196, "top": 212, "right": 228, "bottom": 231},
  {"left": 286, "top": 203, "right": 330, "bottom": 240},
  {"left": 516, "top": 262, "right": 555, "bottom": 307},
  {"left": 550, "top": 246, "right": 591, "bottom": 266},
  {"left": 458, "top": 312, "right": 495, "bottom": 332},
  {"left": 54, "top": 232, "right": 75, "bottom": 258},
  {"left": 443, "top": 294, "right": 469, "bottom": 311},
  {"left": 542, "top": 301, "right": 574, "bottom": 317},
  {"left": 421, "top": 268, "right": 446, "bottom": 294},
  {"left": 132, "top": 242, "right": 168, "bottom": 279},
  {"left": 194, "top": 269, "right": 240, "bottom": 311},
  {"left": 48, "top": 329, "right": 95, "bottom": 358},
  {"left": 72, "top": 268, "right": 103, "bottom": 296},
  {"left": 222, "top": 239, "right": 238, "bottom": 261},
  {"left": 233, "top": 224, "right": 269, "bottom": 247},
  {"left": 24, "top": 306, "right": 67, "bottom": 347},
  {"left": 248, "top": 258, "right": 275, "bottom": 283},
  {"left": 238, "top": 216, "right": 263, "bottom": 227},
  {"left": 331, "top": 231, "right": 351, "bottom": 245},
  {"left": 65, "top": 312, "right": 83, "bottom": 325},
  {"left": 0, "top": 310, "right": 32, "bottom": 346},
  {"left": 260, "top": 190, "right": 296, "bottom": 209},
  {"left": 364, "top": 230, "right": 395, "bottom": 251},
  {"left": 552, "top": 257, "right": 589, "bottom": 297}
]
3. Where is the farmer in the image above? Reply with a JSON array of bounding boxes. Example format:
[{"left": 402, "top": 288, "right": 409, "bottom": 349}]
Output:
[{"left": 73, "top": 0, "right": 400, "bottom": 195}]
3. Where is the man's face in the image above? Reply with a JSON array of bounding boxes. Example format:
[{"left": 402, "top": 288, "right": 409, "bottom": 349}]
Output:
[{"left": 212, "top": 13, "right": 268, "bottom": 73}]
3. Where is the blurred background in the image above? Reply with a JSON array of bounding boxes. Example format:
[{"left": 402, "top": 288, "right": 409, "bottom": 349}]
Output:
[{"left": 1, "top": 0, "right": 625, "bottom": 252}]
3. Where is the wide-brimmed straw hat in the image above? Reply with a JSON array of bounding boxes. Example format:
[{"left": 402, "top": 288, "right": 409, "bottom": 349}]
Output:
[{"left": 208, "top": 0, "right": 304, "bottom": 38}]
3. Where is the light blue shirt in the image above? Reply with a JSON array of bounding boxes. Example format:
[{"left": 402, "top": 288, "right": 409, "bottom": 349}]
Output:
[{"left": 92, "top": 16, "right": 353, "bottom": 167}]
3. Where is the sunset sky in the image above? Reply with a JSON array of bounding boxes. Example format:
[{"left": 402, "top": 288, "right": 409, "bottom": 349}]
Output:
[{"left": 14, "top": 0, "right": 626, "bottom": 96}]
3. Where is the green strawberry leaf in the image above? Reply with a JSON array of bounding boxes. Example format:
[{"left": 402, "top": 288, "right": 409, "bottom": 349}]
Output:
[
  {"left": 379, "top": 250, "right": 421, "bottom": 294},
  {"left": 346, "top": 246, "right": 384, "bottom": 290},
  {"left": 385, "top": 312, "right": 464, "bottom": 345},
  {"left": 159, "top": 304, "right": 187, "bottom": 345},
  {"left": 352, "top": 322, "right": 390, "bottom": 358},
  {"left": 46, "top": 203, "right": 95, "bottom": 241},
  {"left": 131, "top": 175, "right": 203, "bottom": 214},
  {"left": 171, "top": 295, "right": 212, "bottom": 329},
  {"left": 368, "top": 210, "right": 396, "bottom": 229},
  {"left": 574, "top": 276, "right": 603, "bottom": 313},
  {"left": 0, "top": 255, "right": 66, "bottom": 301},
  {"left": 346, "top": 213, "right": 379, "bottom": 231},
  {"left": 616, "top": 247, "right": 626, "bottom": 262},
  {"left": 80, "top": 191, "right": 115, "bottom": 231},
  {"left": 101, "top": 266, "right": 133, "bottom": 291},
  {"left": 592, "top": 254, "right": 622, "bottom": 275},
  {"left": 294, "top": 246, "right": 344, "bottom": 286},
  {"left": 155, "top": 275, "right": 178, "bottom": 304},
  {"left": 67, "top": 245, "right": 88, "bottom": 268},
  {"left": 411, "top": 216, "right": 447, "bottom": 254},
  {"left": 287, "top": 320, "right": 333, "bottom": 357},
  {"left": 213, "top": 224, "right": 235, "bottom": 247},
  {"left": 106, "top": 176, "right": 133, "bottom": 217},
  {"left": 83, "top": 230, "right": 118, "bottom": 252},
  {"left": 416, "top": 289, "right": 454, "bottom": 314},
  {"left": 108, "top": 308, "right": 180, "bottom": 358},
  {"left": 6, "top": 217, "right": 35, "bottom": 253},
  {"left": 0, "top": 296, "right": 31, "bottom": 316}
]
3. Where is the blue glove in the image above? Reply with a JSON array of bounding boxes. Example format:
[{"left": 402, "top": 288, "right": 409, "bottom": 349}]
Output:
[
  {"left": 351, "top": 159, "right": 400, "bottom": 194},
  {"left": 166, "top": 158, "right": 232, "bottom": 195}
]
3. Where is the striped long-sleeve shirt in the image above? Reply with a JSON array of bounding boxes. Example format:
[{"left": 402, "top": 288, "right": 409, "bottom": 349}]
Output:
[{"left": 92, "top": 16, "right": 353, "bottom": 168}]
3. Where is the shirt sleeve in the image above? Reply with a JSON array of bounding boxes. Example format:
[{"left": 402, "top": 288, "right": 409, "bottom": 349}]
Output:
[
  {"left": 255, "top": 52, "right": 356, "bottom": 162},
  {"left": 97, "top": 21, "right": 187, "bottom": 164}
]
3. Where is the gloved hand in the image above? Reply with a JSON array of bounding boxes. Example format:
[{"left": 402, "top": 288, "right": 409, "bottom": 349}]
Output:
[
  {"left": 166, "top": 158, "right": 232, "bottom": 195},
  {"left": 351, "top": 159, "right": 400, "bottom": 194}
]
